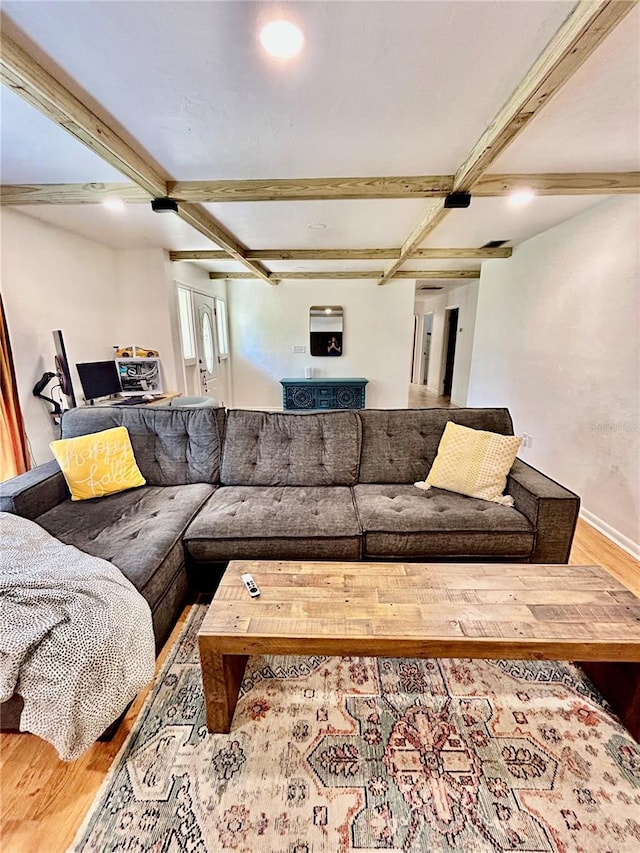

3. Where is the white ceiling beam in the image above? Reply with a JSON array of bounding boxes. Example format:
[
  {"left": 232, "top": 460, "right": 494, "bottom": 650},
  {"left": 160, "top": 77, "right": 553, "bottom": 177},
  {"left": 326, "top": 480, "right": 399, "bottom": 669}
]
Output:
[
  {"left": 171, "top": 247, "right": 512, "bottom": 261},
  {"left": 377, "top": 0, "right": 638, "bottom": 286},
  {"left": 209, "top": 270, "right": 481, "bottom": 281}
]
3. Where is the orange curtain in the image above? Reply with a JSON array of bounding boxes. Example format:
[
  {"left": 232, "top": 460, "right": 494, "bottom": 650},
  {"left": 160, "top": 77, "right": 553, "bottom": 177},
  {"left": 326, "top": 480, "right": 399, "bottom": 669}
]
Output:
[{"left": 0, "top": 293, "right": 30, "bottom": 481}]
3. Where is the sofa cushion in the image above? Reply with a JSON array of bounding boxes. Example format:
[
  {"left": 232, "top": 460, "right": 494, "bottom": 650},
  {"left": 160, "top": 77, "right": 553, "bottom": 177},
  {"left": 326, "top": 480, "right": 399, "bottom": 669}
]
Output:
[
  {"left": 184, "top": 486, "right": 362, "bottom": 562},
  {"left": 60, "top": 406, "right": 226, "bottom": 486},
  {"left": 35, "top": 483, "right": 215, "bottom": 612},
  {"left": 353, "top": 484, "right": 534, "bottom": 558},
  {"left": 358, "top": 408, "right": 515, "bottom": 484},
  {"left": 221, "top": 410, "right": 361, "bottom": 486}
]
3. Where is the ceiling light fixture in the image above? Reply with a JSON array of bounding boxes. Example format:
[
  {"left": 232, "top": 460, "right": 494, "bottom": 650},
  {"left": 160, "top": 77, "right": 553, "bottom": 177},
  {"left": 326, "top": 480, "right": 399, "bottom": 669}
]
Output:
[
  {"left": 260, "top": 20, "right": 304, "bottom": 59},
  {"left": 508, "top": 188, "right": 535, "bottom": 207},
  {"left": 102, "top": 198, "right": 125, "bottom": 212}
]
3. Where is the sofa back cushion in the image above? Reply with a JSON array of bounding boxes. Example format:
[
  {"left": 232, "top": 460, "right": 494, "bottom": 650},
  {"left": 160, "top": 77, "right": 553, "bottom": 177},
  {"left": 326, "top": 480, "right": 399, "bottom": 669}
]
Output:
[
  {"left": 221, "top": 410, "right": 361, "bottom": 486},
  {"left": 357, "top": 408, "right": 515, "bottom": 484},
  {"left": 60, "top": 406, "right": 226, "bottom": 486}
]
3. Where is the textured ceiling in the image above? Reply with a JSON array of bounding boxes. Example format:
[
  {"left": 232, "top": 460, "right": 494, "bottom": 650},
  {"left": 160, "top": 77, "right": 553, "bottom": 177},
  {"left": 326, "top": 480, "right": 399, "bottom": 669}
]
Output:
[{"left": 1, "top": 1, "right": 638, "bottom": 278}]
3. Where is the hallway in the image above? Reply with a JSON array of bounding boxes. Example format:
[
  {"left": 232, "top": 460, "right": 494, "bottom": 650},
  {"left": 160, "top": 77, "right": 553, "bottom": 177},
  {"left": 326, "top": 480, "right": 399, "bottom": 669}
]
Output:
[{"left": 408, "top": 383, "right": 456, "bottom": 408}]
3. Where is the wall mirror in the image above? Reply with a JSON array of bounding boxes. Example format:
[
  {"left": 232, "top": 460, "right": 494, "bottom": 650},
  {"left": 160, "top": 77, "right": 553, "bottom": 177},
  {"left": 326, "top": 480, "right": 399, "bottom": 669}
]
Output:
[{"left": 310, "top": 306, "right": 343, "bottom": 357}]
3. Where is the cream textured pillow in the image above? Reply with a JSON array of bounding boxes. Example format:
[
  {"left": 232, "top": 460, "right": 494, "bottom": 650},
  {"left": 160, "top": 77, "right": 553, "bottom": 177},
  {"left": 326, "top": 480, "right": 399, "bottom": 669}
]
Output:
[
  {"left": 415, "top": 422, "right": 522, "bottom": 506},
  {"left": 50, "top": 426, "right": 146, "bottom": 501}
]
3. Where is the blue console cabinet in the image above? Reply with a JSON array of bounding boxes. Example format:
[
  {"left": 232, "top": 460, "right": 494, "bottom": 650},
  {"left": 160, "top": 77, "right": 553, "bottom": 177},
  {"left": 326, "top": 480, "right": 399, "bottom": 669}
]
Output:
[{"left": 280, "top": 378, "right": 368, "bottom": 410}]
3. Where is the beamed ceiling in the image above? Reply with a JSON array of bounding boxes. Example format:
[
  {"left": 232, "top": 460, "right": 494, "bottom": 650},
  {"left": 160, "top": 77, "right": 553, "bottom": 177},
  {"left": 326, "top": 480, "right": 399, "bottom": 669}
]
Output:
[{"left": 1, "top": 1, "right": 639, "bottom": 287}]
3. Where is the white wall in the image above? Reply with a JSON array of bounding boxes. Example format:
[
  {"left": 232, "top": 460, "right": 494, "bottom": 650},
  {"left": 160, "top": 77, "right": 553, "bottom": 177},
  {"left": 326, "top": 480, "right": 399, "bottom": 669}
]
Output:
[
  {"left": 1, "top": 212, "right": 189, "bottom": 465},
  {"left": 173, "top": 261, "right": 224, "bottom": 297},
  {"left": 1, "top": 208, "right": 118, "bottom": 464},
  {"left": 468, "top": 196, "right": 639, "bottom": 555},
  {"left": 228, "top": 278, "right": 416, "bottom": 409},
  {"left": 114, "top": 249, "right": 181, "bottom": 393},
  {"left": 414, "top": 281, "right": 479, "bottom": 405}
]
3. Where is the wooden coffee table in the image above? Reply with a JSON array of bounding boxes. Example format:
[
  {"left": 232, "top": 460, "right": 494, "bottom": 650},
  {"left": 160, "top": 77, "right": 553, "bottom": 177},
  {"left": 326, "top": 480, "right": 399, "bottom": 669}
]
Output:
[{"left": 197, "top": 560, "right": 640, "bottom": 735}]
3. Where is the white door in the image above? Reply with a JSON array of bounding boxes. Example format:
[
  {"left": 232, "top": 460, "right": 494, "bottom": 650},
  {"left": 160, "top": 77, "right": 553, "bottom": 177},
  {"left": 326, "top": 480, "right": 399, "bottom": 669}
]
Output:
[
  {"left": 192, "top": 292, "right": 219, "bottom": 400},
  {"left": 422, "top": 313, "right": 433, "bottom": 385}
]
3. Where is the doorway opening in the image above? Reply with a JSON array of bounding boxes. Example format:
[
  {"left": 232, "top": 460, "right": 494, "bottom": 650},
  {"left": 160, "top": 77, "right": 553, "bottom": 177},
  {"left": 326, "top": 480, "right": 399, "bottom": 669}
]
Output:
[
  {"left": 176, "top": 286, "right": 231, "bottom": 406},
  {"left": 421, "top": 313, "right": 433, "bottom": 385},
  {"left": 441, "top": 307, "right": 459, "bottom": 398}
]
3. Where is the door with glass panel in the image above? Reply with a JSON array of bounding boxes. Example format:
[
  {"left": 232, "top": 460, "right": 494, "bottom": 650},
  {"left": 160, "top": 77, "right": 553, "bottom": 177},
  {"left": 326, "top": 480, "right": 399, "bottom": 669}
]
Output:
[{"left": 192, "top": 291, "right": 219, "bottom": 400}]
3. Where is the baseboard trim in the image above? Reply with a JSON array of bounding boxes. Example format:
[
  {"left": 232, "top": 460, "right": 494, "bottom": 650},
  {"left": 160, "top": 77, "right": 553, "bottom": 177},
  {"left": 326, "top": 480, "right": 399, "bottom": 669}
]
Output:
[{"left": 580, "top": 508, "right": 640, "bottom": 560}]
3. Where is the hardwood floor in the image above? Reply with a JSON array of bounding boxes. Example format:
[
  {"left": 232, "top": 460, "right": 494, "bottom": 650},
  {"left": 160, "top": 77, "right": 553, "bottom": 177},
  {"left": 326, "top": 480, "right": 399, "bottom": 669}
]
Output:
[
  {"left": 0, "top": 607, "right": 190, "bottom": 853},
  {"left": 1, "top": 522, "right": 637, "bottom": 853},
  {"left": 408, "top": 383, "right": 455, "bottom": 408}
]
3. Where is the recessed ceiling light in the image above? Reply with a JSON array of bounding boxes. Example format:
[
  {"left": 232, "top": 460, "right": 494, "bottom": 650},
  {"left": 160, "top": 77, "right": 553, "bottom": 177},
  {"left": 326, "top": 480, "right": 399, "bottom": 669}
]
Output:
[
  {"left": 508, "top": 189, "right": 535, "bottom": 207},
  {"left": 308, "top": 222, "right": 326, "bottom": 230},
  {"left": 102, "top": 198, "right": 125, "bottom": 212},
  {"left": 260, "top": 20, "right": 304, "bottom": 59}
]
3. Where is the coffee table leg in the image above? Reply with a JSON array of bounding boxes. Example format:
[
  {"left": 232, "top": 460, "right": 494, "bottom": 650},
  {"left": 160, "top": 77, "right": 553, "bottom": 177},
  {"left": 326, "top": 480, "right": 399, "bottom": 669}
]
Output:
[
  {"left": 578, "top": 661, "right": 640, "bottom": 741},
  {"left": 198, "top": 639, "right": 249, "bottom": 733}
]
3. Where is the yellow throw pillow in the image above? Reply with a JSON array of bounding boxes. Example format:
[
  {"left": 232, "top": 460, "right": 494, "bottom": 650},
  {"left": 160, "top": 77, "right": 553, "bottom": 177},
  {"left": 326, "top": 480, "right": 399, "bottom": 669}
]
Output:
[
  {"left": 50, "top": 426, "right": 146, "bottom": 501},
  {"left": 415, "top": 422, "right": 522, "bottom": 506}
]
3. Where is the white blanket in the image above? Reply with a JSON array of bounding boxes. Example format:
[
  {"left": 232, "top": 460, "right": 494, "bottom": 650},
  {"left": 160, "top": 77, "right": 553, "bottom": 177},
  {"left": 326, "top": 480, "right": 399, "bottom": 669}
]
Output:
[{"left": 0, "top": 512, "right": 155, "bottom": 760}]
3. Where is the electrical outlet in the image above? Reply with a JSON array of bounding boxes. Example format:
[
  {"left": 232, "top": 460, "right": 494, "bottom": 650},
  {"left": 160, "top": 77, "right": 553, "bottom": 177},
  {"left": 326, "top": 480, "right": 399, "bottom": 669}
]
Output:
[
  {"left": 527, "top": 434, "right": 534, "bottom": 449},
  {"left": 292, "top": 345, "right": 306, "bottom": 353},
  {"left": 521, "top": 433, "right": 534, "bottom": 449}
]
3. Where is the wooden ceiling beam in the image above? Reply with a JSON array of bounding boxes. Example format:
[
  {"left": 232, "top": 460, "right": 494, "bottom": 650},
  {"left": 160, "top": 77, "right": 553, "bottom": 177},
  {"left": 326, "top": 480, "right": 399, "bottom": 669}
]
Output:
[
  {"left": 0, "top": 29, "right": 167, "bottom": 198},
  {"left": 162, "top": 171, "right": 640, "bottom": 202},
  {"left": 2, "top": 173, "right": 637, "bottom": 206},
  {"left": 376, "top": 0, "right": 638, "bottom": 286},
  {"left": 454, "top": 2, "right": 639, "bottom": 192},
  {"left": 176, "top": 204, "right": 273, "bottom": 284},
  {"left": 0, "top": 183, "right": 151, "bottom": 204},
  {"left": 0, "top": 23, "right": 273, "bottom": 285},
  {"left": 171, "top": 247, "right": 511, "bottom": 261},
  {"left": 168, "top": 175, "right": 454, "bottom": 202},
  {"left": 209, "top": 270, "right": 481, "bottom": 281},
  {"left": 473, "top": 171, "right": 640, "bottom": 197}
]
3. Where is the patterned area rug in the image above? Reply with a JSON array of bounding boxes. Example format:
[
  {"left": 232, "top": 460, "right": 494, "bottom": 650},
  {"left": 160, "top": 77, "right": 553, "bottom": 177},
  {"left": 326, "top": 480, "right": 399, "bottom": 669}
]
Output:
[{"left": 70, "top": 605, "right": 640, "bottom": 852}]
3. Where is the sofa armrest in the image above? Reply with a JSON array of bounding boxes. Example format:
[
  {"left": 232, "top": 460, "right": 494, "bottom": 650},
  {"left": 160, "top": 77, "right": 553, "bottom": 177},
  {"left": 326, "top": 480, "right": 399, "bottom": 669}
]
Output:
[
  {"left": 507, "top": 459, "right": 580, "bottom": 563},
  {"left": 0, "top": 460, "right": 69, "bottom": 520}
]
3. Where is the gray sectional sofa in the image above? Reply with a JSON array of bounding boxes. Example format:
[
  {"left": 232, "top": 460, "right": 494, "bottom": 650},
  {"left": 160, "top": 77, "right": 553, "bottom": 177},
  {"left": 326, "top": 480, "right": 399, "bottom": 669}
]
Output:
[
  {"left": 0, "top": 404, "right": 581, "bottom": 735},
  {"left": 1, "top": 405, "right": 580, "bottom": 655}
]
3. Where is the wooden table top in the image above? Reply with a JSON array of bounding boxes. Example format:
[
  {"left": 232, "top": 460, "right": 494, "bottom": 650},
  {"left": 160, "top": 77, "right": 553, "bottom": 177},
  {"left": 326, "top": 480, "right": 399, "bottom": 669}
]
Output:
[{"left": 198, "top": 560, "right": 640, "bottom": 662}]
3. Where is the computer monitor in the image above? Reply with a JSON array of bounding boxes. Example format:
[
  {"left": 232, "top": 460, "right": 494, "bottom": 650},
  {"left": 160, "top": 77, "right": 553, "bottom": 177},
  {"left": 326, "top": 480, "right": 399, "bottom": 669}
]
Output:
[
  {"left": 76, "top": 360, "right": 122, "bottom": 402},
  {"left": 52, "top": 330, "right": 77, "bottom": 408}
]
